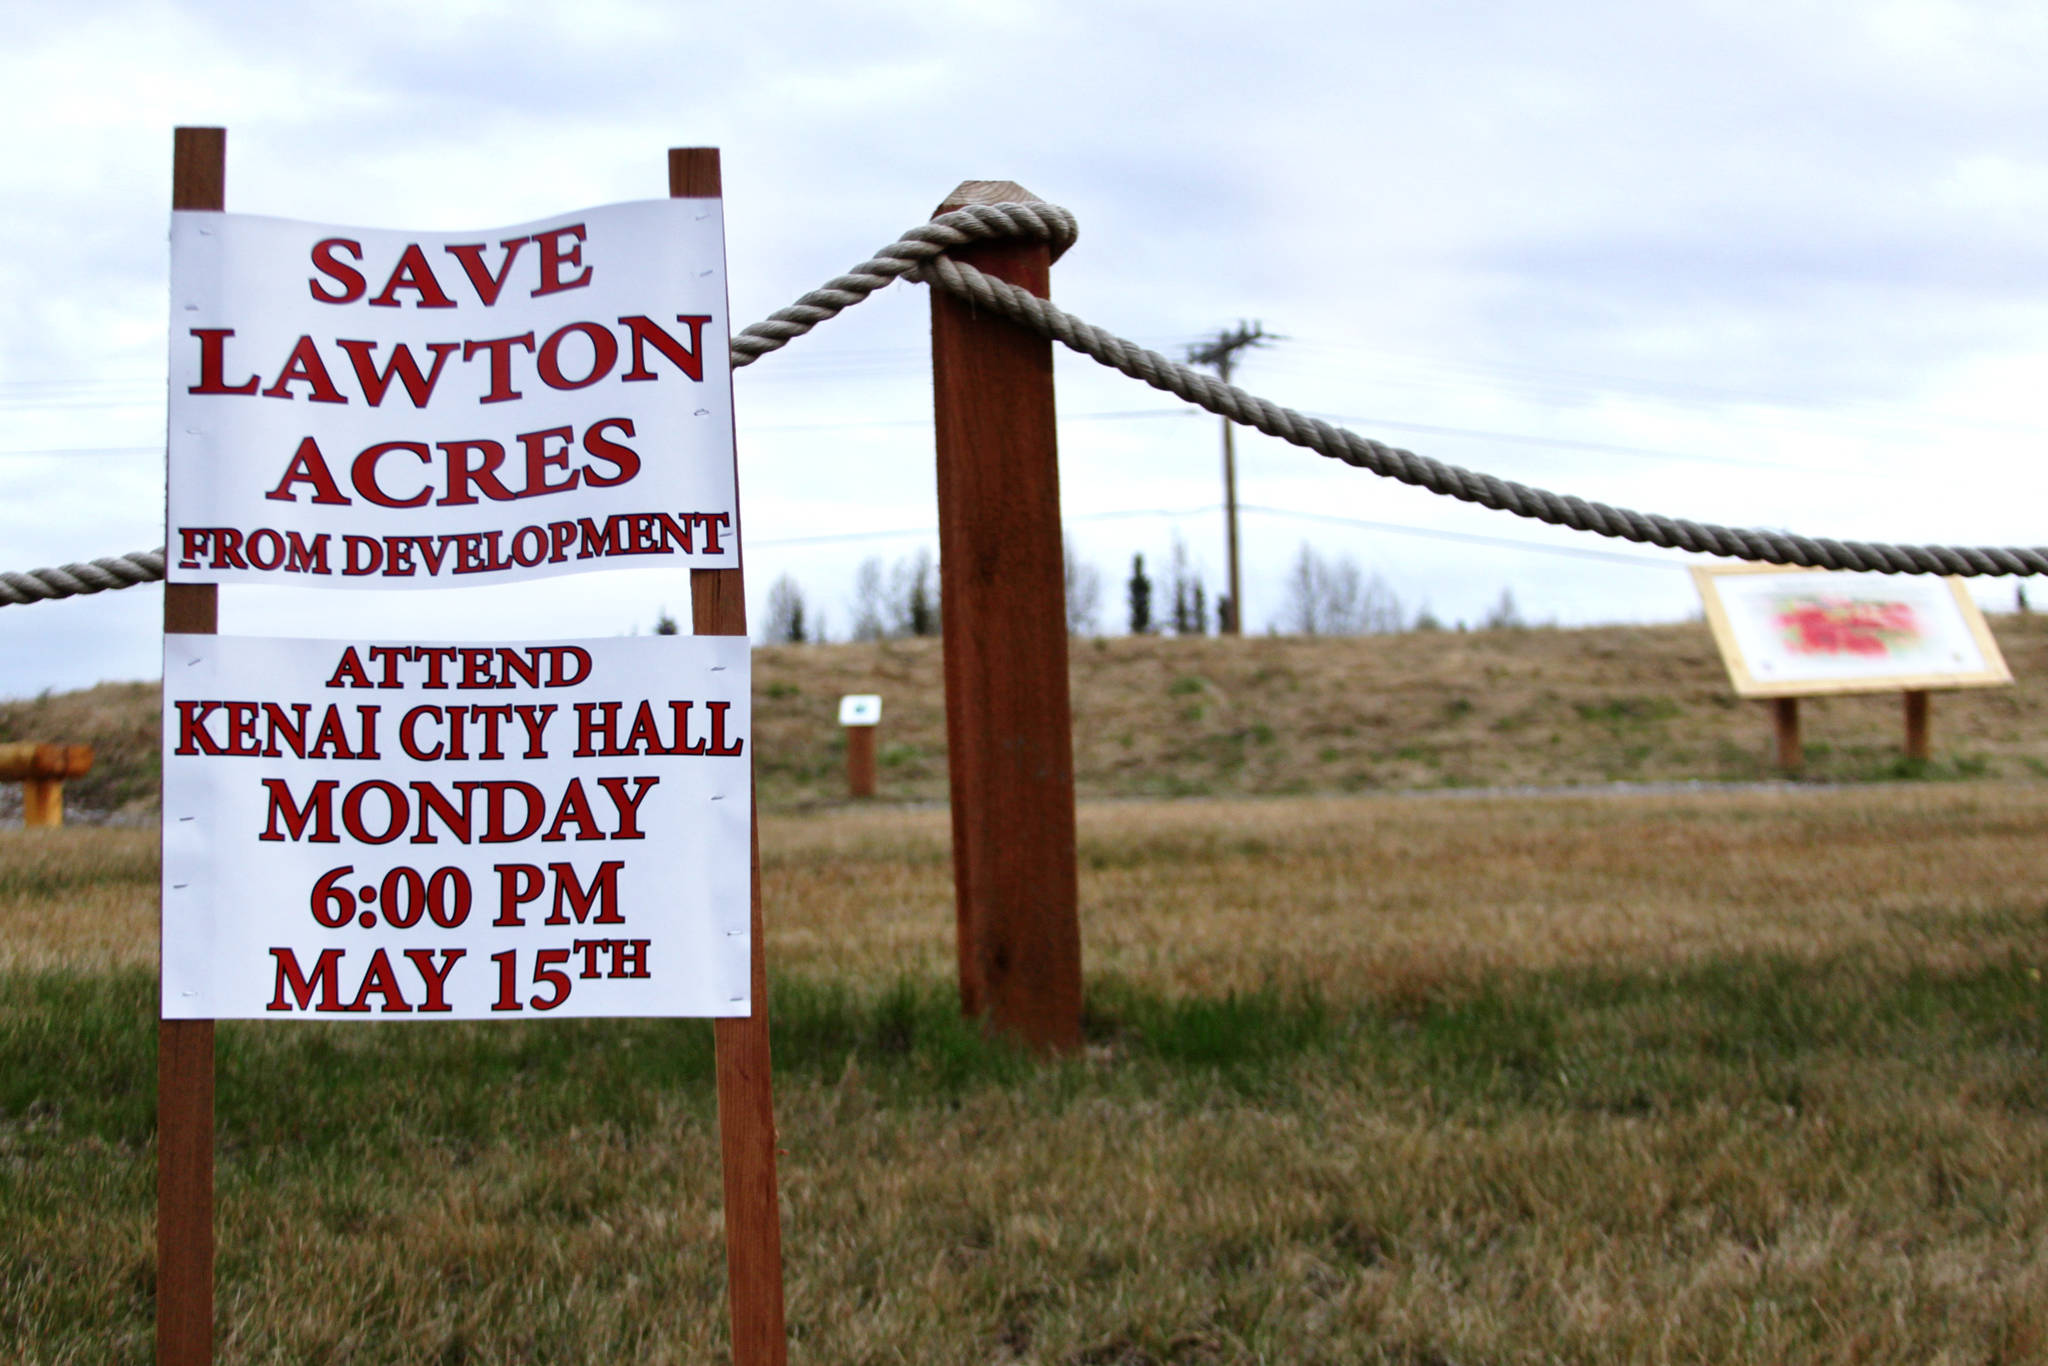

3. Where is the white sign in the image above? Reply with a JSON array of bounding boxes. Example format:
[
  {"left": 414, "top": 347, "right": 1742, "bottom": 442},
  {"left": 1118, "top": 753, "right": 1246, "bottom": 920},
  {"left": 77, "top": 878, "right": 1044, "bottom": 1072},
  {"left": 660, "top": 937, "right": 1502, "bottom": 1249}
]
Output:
[
  {"left": 162, "top": 633, "right": 751, "bottom": 1019},
  {"left": 1692, "top": 565, "right": 2013, "bottom": 696},
  {"left": 167, "top": 200, "right": 736, "bottom": 588},
  {"left": 838, "top": 693, "right": 882, "bottom": 726}
]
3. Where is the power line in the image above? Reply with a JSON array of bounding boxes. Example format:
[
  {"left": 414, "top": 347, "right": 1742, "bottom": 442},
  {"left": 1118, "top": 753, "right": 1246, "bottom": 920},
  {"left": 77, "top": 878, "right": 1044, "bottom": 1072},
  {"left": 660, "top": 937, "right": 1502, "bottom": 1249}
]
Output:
[{"left": 750, "top": 500, "right": 1694, "bottom": 571}]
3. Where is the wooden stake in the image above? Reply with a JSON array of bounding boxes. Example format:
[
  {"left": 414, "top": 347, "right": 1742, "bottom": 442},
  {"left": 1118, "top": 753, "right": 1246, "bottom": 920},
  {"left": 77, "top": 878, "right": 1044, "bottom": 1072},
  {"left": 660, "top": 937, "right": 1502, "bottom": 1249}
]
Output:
[
  {"left": 671, "top": 146, "right": 788, "bottom": 1366},
  {"left": 930, "top": 180, "right": 1083, "bottom": 1053},
  {"left": 1220, "top": 412, "right": 1241, "bottom": 635},
  {"left": 159, "top": 124, "right": 222, "bottom": 1366},
  {"left": 1772, "top": 696, "right": 1802, "bottom": 774},
  {"left": 846, "top": 725, "right": 878, "bottom": 799},
  {"left": 22, "top": 779, "right": 61, "bottom": 827},
  {"left": 1904, "top": 689, "right": 1931, "bottom": 762}
]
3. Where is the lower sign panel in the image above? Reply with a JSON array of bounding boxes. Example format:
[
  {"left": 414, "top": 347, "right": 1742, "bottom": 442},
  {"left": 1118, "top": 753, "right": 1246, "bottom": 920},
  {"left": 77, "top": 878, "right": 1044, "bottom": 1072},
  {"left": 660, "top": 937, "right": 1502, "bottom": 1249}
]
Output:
[{"left": 161, "top": 632, "right": 752, "bottom": 1020}]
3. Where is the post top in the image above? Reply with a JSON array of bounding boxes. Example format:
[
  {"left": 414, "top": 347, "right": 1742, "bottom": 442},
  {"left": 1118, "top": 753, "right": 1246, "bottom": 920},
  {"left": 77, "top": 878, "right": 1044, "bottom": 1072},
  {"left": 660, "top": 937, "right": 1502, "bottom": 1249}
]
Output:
[{"left": 934, "top": 180, "right": 1042, "bottom": 216}]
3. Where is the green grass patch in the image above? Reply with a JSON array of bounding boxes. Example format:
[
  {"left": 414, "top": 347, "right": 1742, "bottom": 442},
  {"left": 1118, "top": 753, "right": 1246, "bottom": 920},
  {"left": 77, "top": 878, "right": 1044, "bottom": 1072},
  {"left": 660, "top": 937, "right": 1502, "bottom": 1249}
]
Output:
[
  {"left": 5, "top": 953, "right": 2046, "bottom": 1362},
  {"left": 5, "top": 955, "right": 2043, "bottom": 1150}
]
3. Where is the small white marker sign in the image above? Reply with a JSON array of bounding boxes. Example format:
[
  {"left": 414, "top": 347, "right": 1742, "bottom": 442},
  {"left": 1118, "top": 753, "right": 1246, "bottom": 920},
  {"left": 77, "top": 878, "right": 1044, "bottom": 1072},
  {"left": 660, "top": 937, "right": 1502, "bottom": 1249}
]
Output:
[
  {"left": 838, "top": 694, "right": 882, "bottom": 727},
  {"left": 162, "top": 633, "right": 751, "bottom": 1020}
]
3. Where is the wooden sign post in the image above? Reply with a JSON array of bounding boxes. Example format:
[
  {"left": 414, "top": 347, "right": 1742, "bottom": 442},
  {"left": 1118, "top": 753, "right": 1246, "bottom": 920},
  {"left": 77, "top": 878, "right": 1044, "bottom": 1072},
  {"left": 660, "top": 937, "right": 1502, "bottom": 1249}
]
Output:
[
  {"left": 673, "top": 146, "right": 788, "bottom": 1366},
  {"left": 840, "top": 694, "right": 881, "bottom": 799},
  {"left": 929, "top": 180, "right": 1082, "bottom": 1054},
  {"left": 1771, "top": 697, "right": 1802, "bottom": 773},
  {"left": 159, "top": 126, "right": 221, "bottom": 1366},
  {"left": 1904, "top": 689, "right": 1932, "bottom": 762},
  {"left": 154, "top": 130, "right": 784, "bottom": 1366}
]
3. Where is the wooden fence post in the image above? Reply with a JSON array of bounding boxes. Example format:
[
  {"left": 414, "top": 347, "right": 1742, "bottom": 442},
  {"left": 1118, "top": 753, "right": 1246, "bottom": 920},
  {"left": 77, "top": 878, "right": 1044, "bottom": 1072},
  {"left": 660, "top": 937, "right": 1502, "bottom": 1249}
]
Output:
[
  {"left": 672, "top": 146, "right": 789, "bottom": 1366},
  {"left": 160, "top": 124, "right": 222, "bottom": 1366},
  {"left": 930, "top": 180, "right": 1083, "bottom": 1054},
  {"left": 846, "top": 724, "right": 878, "bottom": 799},
  {"left": 1772, "top": 696, "right": 1802, "bottom": 773},
  {"left": 1904, "top": 689, "right": 1931, "bottom": 762}
]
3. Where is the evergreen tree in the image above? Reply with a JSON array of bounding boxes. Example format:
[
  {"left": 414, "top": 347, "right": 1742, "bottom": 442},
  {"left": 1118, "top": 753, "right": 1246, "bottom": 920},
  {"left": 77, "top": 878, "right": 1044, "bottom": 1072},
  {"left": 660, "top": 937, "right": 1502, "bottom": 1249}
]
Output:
[{"left": 1127, "top": 553, "right": 1153, "bottom": 635}]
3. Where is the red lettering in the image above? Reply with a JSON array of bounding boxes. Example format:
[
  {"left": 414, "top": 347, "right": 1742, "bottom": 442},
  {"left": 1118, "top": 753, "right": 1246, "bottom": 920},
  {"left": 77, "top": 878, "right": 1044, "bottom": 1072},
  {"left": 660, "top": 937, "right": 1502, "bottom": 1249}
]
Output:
[
  {"left": 543, "top": 860, "right": 625, "bottom": 925},
  {"left": 579, "top": 417, "right": 640, "bottom": 487},
  {"left": 596, "top": 776, "right": 657, "bottom": 840},
  {"left": 347, "top": 948, "right": 412, "bottom": 1013},
  {"left": 340, "top": 780, "right": 407, "bottom": 844},
  {"left": 403, "top": 948, "right": 465, "bottom": 1012},
  {"left": 532, "top": 224, "right": 591, "bottom": 295},
  {"left": 261, "top": 336, "right": 348, "bottom": 404},
  {"left": 493, "top": 864, "right": 544, "bottom": 927},
  {"left": 336, "top": 339, "right": 459, "bottom": 408},
  {"left": 266, "top": 436, "right": 352, "bottom": 505},
  {"left": 619, "top": 314, "right": 710, "bottom": 382},
  {"left": 324, "top": 647, "right": 373, "bottom": 689},
  {"left": 187, "top": 328, "right": 260, "bottom": 395},
  {"left": 462, "top": 333, "right": 534, "bottom": 403},
  {"left": 444, "top": 236, "right": 529, "bottom": 305},
  {"left": 368, "top": 243, "right": 458, "bottom": 308},
  {"left": 309, "top": 238, "right": 367, "bottom": 304},
  {"left": 540, "top": 778, "right": 602, "bottom": 842},
  {"left": 436, "top": 440, "right": 517, "bottom": 505},
  {"left": 536, "top": 321, "right": 617, "bottom": 390},
  {"left": 352, "top": 441, "right": 433, "bottom": 509},
  {"left": 260, "top": 778, "right": 338, "bottom": 843},
  {"left": 174, "top": 701, "right": 224, "bottom": 756},
  {"left": 269, "top": 947, "right": 345, "bottom": 1012}
]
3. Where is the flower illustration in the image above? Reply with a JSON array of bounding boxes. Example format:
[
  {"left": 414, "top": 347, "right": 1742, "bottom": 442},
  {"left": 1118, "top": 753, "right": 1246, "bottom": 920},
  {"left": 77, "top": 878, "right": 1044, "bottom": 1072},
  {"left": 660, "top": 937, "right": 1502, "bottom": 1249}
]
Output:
[{"left": 1774, "top": 595, "right": 1918, "bottom": 657}]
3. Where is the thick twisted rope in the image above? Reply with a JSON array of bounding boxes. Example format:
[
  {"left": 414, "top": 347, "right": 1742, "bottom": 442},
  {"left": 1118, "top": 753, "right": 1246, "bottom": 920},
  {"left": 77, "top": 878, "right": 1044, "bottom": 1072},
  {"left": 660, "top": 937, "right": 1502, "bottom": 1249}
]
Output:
[
  {"left": 2, "top": 550, "right": 165, "bottom": 606},
  {"left": 7, "top": 197, "right": 2045, "bottom": 606}
]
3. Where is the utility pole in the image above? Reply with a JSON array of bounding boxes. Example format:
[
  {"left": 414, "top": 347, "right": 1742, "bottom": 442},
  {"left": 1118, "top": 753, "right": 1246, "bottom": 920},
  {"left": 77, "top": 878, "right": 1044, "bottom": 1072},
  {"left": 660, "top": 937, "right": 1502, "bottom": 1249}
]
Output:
[{"left": 1187, "top": 321, "right": 1273, "bottom": 635}]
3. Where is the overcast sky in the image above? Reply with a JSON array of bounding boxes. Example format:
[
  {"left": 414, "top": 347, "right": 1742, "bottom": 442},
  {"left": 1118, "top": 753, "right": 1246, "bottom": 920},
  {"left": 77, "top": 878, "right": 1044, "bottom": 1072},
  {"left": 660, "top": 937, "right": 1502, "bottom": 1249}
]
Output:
[{"left": 5, "top": 0, "right": 2047, "bottom": 698}]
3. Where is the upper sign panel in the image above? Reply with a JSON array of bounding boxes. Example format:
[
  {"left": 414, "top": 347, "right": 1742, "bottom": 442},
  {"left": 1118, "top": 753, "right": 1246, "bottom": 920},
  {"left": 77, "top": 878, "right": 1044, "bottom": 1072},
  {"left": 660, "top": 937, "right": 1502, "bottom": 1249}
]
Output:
[{"left": 166, "top": 200, "right": 736, "bottom": 588}]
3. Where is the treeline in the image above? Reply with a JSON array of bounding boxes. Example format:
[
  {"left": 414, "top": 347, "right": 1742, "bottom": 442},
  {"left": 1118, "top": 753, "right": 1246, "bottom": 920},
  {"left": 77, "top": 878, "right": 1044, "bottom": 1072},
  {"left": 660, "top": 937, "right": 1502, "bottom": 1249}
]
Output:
[{"left": 709, "top": 537, "right": 1531, "bottom": 644}]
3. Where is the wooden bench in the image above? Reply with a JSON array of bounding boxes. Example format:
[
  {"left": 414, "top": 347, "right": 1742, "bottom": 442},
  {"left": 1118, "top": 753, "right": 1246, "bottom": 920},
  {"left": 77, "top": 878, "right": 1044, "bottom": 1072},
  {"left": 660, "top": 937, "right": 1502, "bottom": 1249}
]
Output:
[{"left": 0, "top": 742, "right": 94, "bottom": 827}]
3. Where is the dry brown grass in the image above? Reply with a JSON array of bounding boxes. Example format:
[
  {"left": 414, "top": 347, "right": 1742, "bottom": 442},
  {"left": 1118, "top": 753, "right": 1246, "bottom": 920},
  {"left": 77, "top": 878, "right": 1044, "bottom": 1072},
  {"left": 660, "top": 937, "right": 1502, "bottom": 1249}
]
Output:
[
  {"left": 759, "top": 782, "right": 2048, "bottom": 992},
  {"left": 747, "top": 613, "right": 2048, "bottom": 803},
  {"left": 17, "top": 613, "right": 2048, "bottom": 817}
]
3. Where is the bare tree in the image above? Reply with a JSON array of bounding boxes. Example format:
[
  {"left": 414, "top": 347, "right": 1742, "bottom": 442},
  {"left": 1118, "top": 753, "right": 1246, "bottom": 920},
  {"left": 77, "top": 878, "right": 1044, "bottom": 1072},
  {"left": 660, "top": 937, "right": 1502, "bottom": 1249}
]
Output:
[
  {"left": 848, "top": 556, "right": 888, "bottom": 641},
  {"left": 1166, "top": 534, "right": 1205, "bottom": 636},
  {"left": 1481, "top": 587, "right": 1525, "bottom": 630},
  {"left": 762, "top": 573, "right": 810, "bottom": 644},
  {"left": 1063, "top": 533, "right": 1103, "bottom": 636},
  {"left": 1279, "top": 542, "right": 1405, "bottom": 636}
]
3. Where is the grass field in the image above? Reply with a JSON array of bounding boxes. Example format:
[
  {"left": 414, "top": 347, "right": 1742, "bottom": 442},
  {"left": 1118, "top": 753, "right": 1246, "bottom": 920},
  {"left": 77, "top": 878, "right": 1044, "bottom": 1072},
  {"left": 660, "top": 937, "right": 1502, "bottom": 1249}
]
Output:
[{"left": 4, "top": 783, "right": 2046, "bottom": 1363}]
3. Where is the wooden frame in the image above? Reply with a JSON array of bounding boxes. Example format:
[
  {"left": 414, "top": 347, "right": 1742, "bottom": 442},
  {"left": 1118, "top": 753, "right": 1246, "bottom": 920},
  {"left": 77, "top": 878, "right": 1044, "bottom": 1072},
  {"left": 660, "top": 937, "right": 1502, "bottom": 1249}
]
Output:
[{"left": 1692, "top": 563, "right": 2012, "bottom": 698}]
